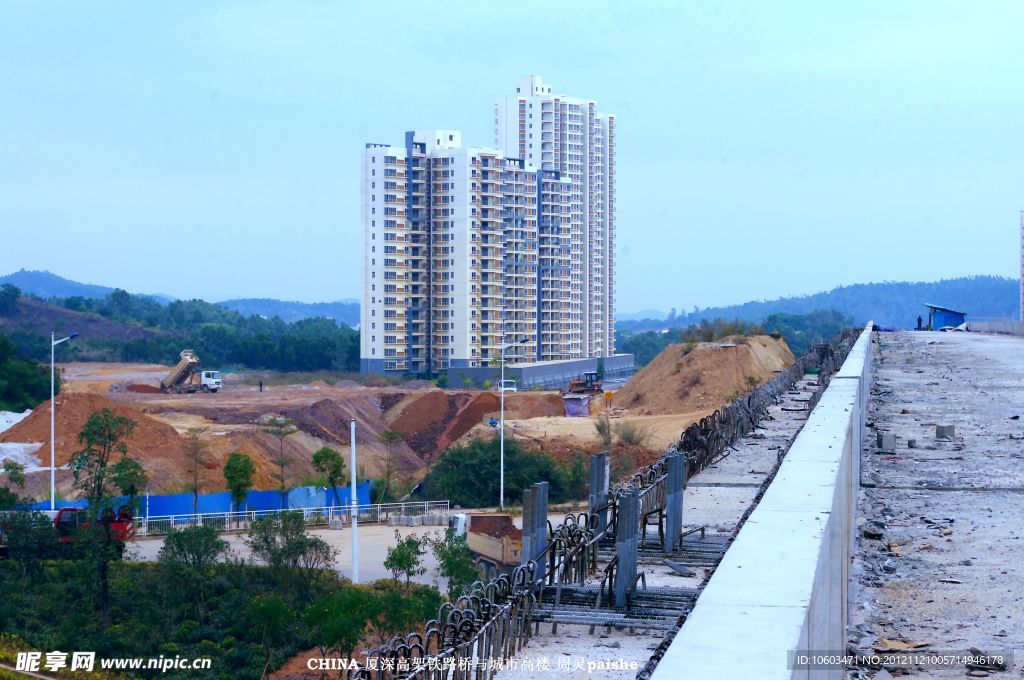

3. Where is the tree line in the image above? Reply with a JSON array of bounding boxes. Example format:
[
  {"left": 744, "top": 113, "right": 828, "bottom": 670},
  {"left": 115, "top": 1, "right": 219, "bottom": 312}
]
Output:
[{"left": 2, "top": 285, "right": 360, "bottom": 373}]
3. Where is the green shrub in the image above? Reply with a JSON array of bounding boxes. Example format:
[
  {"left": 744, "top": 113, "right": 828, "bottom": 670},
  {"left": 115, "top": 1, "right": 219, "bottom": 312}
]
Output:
[
  {"left": 419, "top": 437, "right": 568, "bottom": 507},
  {"left": 614, "top": 420, "right": 652, "bottom": 447}
]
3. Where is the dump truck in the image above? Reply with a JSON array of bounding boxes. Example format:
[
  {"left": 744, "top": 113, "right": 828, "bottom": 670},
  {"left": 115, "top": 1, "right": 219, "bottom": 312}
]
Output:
[
  {"left": 160, "top": 350, "right": 221, "bottom": 393},
  {"left": 563, "top": 370, "right": 603, "bottom": 395},
  {"left": 449, "top": 512, "right": 522, "bottom": 580}
]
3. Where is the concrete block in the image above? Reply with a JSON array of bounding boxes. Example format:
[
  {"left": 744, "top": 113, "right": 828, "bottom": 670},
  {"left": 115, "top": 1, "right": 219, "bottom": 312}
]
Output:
[
  {"left": 935, "top": 424, "right": 956, "bottom": 438},
  {"left": 876, "top": 433, "right": 897, "bottom": 450}
]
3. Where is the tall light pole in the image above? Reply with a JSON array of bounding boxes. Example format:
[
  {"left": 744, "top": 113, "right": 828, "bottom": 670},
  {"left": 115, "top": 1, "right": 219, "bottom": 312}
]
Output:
[
  {"left": 50, "top": 332, "right": 79, "bottom": 513},
  {"left": 350, "top": 418, "right": 359, "bottom": 584},
  {"left": 498, "top": 337, "right": 528, "bottom": 510}
]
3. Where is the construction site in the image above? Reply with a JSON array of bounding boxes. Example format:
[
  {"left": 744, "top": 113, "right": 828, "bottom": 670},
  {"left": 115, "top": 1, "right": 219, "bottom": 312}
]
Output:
[
  {"left": 4, "top": 327, "right": 1021, "bottom": 679},
  {"left": 0, "top": 335, "right": 795, "bottom": 501}
]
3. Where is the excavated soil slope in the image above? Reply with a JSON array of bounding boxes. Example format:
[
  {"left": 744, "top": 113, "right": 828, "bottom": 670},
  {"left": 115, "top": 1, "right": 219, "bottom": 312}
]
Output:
[
  {"left": 613, "top": 335, "right": 795, "bottom": 416},
  {"left": 385, "top": 390, "right": 564, "bottom": 460},
  {"left": 0, "top": 392, "right": 188, "bottom": 493},
  {"left": 3, "top": 363, "right": 571, "bottom": 498}
]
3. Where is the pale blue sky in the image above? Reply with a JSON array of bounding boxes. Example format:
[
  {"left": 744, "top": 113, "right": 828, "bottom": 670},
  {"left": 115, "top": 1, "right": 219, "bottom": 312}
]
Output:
[{"left": 1, "top": 1, "right": 1021, "bottom": 313}]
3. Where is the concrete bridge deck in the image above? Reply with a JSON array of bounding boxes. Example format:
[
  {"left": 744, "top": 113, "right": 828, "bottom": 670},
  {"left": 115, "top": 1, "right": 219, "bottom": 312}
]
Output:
[{"left": 848, "top": 331, "right": 1024, "bottom": 678}]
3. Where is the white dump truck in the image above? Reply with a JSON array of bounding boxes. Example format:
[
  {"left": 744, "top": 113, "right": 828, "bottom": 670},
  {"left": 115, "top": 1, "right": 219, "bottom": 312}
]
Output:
[
  {"left": 449, "top": 512, "right": 522, "bottom": 580},
  {"left": 160, "top": 350, "right": 222, "bottom": 394}
]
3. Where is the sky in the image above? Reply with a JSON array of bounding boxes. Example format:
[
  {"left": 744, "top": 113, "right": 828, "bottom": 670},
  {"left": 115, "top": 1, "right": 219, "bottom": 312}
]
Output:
[{"left": 1, "top": 1, "right": 1022, "bottom": 314}]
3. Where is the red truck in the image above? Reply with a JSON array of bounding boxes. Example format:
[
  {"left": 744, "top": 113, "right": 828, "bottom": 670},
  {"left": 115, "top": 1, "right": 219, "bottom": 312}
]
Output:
[{"left": 0, "top": 507, "right": 135, "bottom": 559}]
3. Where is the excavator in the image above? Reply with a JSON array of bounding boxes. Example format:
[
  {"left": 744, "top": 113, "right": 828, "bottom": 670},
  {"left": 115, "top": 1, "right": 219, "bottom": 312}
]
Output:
[{"left": 160, "top": 350, "right": 221, "bottom": 394}]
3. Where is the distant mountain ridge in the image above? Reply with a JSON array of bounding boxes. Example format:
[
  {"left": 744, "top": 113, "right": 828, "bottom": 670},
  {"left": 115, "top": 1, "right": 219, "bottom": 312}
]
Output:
[
  {"left": 0, "top": 269, "right": 175, "bottom": 303},
  {"left": 617, "top": 275, "right": 1020, "bottom": 331},
  {"left": 0, "top": 270, "right": 360, "bottom": 326},
  {"left": 217, "top": 298, "right": 359, "bottom": 327}
]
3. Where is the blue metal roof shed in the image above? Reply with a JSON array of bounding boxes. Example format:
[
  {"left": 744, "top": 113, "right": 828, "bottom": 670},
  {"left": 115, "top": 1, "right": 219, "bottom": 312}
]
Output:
[{"left": 925, "top": 303, "right": 966, "bottom": 330}]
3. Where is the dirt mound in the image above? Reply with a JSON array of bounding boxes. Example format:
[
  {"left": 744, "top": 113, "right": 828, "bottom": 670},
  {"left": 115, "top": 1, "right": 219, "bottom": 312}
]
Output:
[
  {"left": 0, "top": 392, "right": 188, "bottom": 493},
  {"left": 386, "top": 390, "right": 464, "bottom": 461},
  {"left": 437, "top": 392, "right": 500, "bottom": 451},
  {"left": 615, "top": 335, "right": 795, "bottom": 416},
  {"left": 378, "top": 393, "right": 405, "bottom": 413},
  {"left": 505, "top": 392, "right": 564, "bottom": 420},
  {"left": 402, "top": 380, "right": 435, "bottom": 390},
  {"left": 283, "top": 398, "right": 420, "bottom": 465},
  {"left": 126, "top": 384, "right": 162, "bottom": 394},
  {"left": 469, "top": 514, "right": 522, "bottom": 540}
]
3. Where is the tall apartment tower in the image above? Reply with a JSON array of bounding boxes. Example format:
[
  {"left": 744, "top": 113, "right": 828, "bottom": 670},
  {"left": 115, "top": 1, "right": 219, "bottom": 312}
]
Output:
[
  {"left": 495, "top": 75, "right": 617, "bottom": 358},
  {"left": 360, "top": 130, "right": 572, "bottom": 376}
]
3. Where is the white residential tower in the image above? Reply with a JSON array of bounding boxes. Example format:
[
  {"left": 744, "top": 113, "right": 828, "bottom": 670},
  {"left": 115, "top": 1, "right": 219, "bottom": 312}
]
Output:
[{"left": 495, "top": 75, "right": 617, "bottom": 358}]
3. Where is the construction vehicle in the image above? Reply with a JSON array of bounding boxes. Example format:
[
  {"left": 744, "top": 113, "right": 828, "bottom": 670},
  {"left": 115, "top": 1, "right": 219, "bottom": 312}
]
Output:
[
  {"left": 160, "top": 350, "right": 221, "bottom": 393},
  {"left": 1, "top": 507, "right": 135, "bottom": 560},
  {"left": 563, "top": 371, "right": 603, "bottom": 395},
  {"left": 449, "top": 512, "right": 522, "bottom": 580}
]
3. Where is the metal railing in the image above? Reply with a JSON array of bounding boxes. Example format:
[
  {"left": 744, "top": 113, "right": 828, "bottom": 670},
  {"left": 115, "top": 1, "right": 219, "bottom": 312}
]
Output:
[{"left": 135, "top": 501, "right": 451, "bottom": 537}]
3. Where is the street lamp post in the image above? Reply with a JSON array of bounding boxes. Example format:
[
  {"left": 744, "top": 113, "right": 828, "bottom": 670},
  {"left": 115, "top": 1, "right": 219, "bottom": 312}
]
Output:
[
  {"left": 498, "top": 337, "right": 528, "bottom": 510},
  {"left": 50, "top": 332, "right": 79, "bottom": 513},
  {"left": 350, "top": 418, "right": 359, "bottom": 584}
]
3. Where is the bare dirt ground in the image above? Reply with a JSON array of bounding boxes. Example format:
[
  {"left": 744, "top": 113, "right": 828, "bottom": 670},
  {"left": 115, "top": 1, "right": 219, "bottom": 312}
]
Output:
[
  {"left": 848, "top": 331, "right": 1024, "bottom": 678},
  {"left": 0, "top": 363, "right": 569, "bottom": 496},
  {"left": 2, "top": 340, "right": 794, "bottom": 501}
]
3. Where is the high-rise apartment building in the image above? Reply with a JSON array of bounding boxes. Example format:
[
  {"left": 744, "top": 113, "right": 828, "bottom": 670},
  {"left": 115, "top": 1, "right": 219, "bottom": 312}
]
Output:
[
  {"left": 360, "top": 130, "right": 572, "bottom": 375},
  {"left": 495, "top": 75, "right": 617, "bottom": 358}
]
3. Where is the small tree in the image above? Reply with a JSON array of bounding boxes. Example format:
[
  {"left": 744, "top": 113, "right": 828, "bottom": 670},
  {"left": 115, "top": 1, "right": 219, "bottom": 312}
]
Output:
[
  {"left": 183, "top": 426, "right": 210, "bottom": 514},
  {"left": 424, "top": 528, "right": 478, "bottom": 599},
  {"left": 246, "top": 512, "right": 337, "bottom": 599},
  {"left": 223, "top": 451, "right": 255, "bottom": 518},
  {"left": 0, "top": 460, "right": 26, "bottom": 510},
  {"left": 376, "top": 429, "right": 403, "bottom": 503},
  {"left": 247, "top": 595, "right": 293, "bottom": 678},
  {"left": 159, "top": 524, "right": 229, "bottom": 571},
  {"left": 67, "top": 408, "right": 148, "bottom": 614},
  {"left": 262, "top": 417, "right": 298, "bottom": 509},
  {"left": 305, "top": 590, "right": 376, "bottom": 662},
  {"left": 68, "top": 408, "right": 139, "bottom": 507},
  {"left": 312, "top": 446, "right": 346, "bottom": 507},
  {"left": 383, "top": 529, "right": 425, "bottom": 588}
]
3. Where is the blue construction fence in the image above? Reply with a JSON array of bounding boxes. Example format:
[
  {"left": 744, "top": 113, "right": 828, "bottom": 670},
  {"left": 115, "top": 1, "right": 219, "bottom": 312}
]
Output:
[{"left": 28, "top": 482, "right": 373, "bottom": 517}]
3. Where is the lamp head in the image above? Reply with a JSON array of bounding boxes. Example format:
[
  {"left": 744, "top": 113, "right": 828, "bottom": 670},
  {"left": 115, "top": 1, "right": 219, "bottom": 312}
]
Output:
[{"left": 69, "top": 333, "right": 80, "bottom": 340}]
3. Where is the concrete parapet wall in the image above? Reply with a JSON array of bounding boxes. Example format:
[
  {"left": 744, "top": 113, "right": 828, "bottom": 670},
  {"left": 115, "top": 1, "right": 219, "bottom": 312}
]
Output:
[
  {"left": 971, "top": 320, "right": 1024, "bottom": 336},
  {"left": 652, "top": 324, "right": 873, "bottom": 680}
]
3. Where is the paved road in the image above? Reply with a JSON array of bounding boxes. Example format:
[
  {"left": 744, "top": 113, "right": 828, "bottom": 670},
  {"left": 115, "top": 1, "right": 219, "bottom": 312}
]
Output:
[{"left": 849, "top": 331, "right": 1024, "bottom": 678}]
